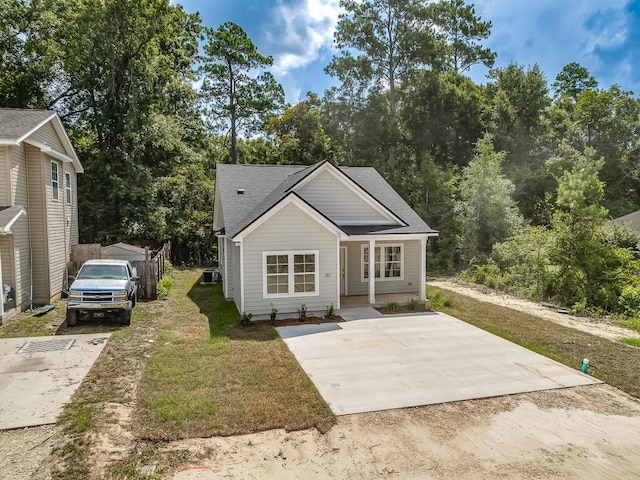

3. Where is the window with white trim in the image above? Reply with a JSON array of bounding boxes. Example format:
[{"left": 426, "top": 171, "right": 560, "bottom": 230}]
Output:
[
  {"left": 361, "top": 244, "right": 403, "bottom": 281},
  {"left": 65, "top": 172, "right": 72, "bottom": 204},
  {"left": 264, "top": 251, "right": 319, "bottom": 297},
  {"left": 51, "top": 161, "right": 59, "bottom": 201}
]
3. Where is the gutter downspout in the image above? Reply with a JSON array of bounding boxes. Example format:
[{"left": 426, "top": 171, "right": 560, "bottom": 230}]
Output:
[{"left": 24, "top": 145, "right": 33, "bottom": 310}]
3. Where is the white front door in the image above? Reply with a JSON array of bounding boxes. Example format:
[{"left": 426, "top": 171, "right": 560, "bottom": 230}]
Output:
[{"left": 340, "top": 246, "right": 347, "bottom": 296}]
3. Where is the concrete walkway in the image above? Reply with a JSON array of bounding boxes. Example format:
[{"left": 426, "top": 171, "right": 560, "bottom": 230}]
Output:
[
  {"left": 0, "top": 333, "right": 110, "bottom": 429},
  {"left": 277, "top": 312, "right": 599, "bottom": 415}
]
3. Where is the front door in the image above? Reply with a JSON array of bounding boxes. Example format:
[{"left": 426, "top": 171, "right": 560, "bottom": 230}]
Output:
[{"left": 340, "top": 246, "right": 347, "bottom": 296}]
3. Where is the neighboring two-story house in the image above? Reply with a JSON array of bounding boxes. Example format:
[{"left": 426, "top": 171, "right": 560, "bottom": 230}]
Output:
[{"left": 0, "top": 109, "right": 83, "bottom": 321}]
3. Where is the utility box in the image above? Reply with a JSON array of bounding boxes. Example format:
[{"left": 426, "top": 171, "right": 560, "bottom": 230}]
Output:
[{"left": 202, "top": 269, "right": 220, "bottom": 285}]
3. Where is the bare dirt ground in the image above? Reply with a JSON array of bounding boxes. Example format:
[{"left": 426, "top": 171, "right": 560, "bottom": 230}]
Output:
[
  {"left": 430, "top": 279, "right": 640, "bottom": 341},
  {"left": 3, "top": 282, "right": 640, "bottom": 479},
  {"left": 168, "top": 385, "right": 640, "bottom": 480}
]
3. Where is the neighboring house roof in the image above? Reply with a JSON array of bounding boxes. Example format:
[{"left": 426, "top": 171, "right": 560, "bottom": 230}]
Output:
[
  {"left": 0, "top": 108, "right": 83, "bottom": 173},
  {"left": 102, "top": 242, "right": 147, "bottom": 255},
  {"left": 0, "top": 206, "right": 27, "bottom": 234},
  {"left": 215, "top": 161, "right": 437, "bottom": 238},
  {"left": 612, "top": 209, "right": 640, "bottom": 234}
]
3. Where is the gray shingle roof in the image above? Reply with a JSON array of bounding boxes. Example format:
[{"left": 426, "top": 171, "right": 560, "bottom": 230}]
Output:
[
  {"left": 0, "top": 108, "right": 56, "bottom": 141},
  {"left": 0, "top": 206, "right": 27, "bottom": 232},
  {"left": 613, "top": 209, "right": 640, "bottom": 234},
  {"left": 216, "top": 162, "right": 437, "bottom": 238}
]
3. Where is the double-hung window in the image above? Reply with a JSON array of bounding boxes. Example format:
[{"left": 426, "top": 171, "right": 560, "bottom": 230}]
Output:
[
  {"left": 65, "top": 172, "right": 72, "bottom": 204},
  {"left": 264, "top": 251, "right": 319, "bottom": 297},
  {"left": 361, "top": 244, "right": 403, "bottom": 281},
  {"left": 51, "top": 162, "right": 59, "bottom": 201}
]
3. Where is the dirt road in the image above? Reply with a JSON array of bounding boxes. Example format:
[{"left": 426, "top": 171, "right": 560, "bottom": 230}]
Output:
[{"left": 430, "top": 279, "right": 640, "bottom": 341}]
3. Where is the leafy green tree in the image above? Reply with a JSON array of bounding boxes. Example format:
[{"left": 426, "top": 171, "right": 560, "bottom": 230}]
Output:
[
  {"left": 326, "top": 0, "right": 438, "bottom": 170},
  {"left": 55, "top": 0, "right": 204, "bottom": 251},
  {"left": 266, "top": 93, "right": 334, "bottom": 165},
  {"left": 552, "top": 62, "right": 598, "bottom": 100},
  {"left": 201, "top": 22, "right": 284, "bottom": 164},
  {"left": 456, "top": 135, "right": 523, "bottom": 263},
  {"left": 550, "top": 147, "right": 609, "bottom": 305},
  {"left": 0, "top": 0, "right": 61, "bottom": 107},
  {"left": 401, "top": 70, "right": 485, "bottom": 167},
  {"left": 431, "top": 0, "right": 495, "bottom": 73}
]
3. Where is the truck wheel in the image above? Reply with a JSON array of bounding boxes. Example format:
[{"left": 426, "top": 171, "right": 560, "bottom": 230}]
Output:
[
  {"left": 65, "top": 309, "right": 78, "bottom": 327},
  {"left": 120, "top": 309, "right": 131, "bottom": 326}
]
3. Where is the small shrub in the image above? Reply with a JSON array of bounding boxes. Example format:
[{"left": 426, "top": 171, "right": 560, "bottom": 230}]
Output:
[
  {"left": 326, "top": 303, "right": 335, "bottom": 319},
  {"left": 382, "top": 301, "right": 400, "bottom": 313},
  {"left": 429, "top": 293, "right": 452, "bottom": 310},
  {"left": 269, "top": 304, "right": 278, "bottom": 326},
  {"left": 297, "top": 304, "right": 307, "bottom": 322},
  {"left": 407, "top": 298, "right": 423, "bottom": 311},
  {"left": 240, "top": 311, "right": 252, "bottom": 326},
  {"left": 157, "top": 276, "right": 173, "bottom": 300}
]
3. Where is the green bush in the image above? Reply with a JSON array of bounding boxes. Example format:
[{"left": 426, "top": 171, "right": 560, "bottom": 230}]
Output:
[
  {"left": 240, "top": 311, "right": 253, "bottom": 326},
  {"left": 325, "top": 303, "right": 335, "bottom": 319},
  {"left": 407, "top": 298, "right": 423, "bottom": 311},
  {"left": 619, "top": 285, "right": 640, "bottom": 319},
  {"left": 157, "top": 276, "right": 173, "bottom": 300},
  {"left": 297, "top": 304, "right": 307, "bottom": 322},
  {"left": 429, "top": 293, "right": 452, "bottom": 310},
  {"left": 382, "top": 301, "right": 400, "bottom": 312},
  {"left": 269, "top": 304, "right": 278, "bottom": 326}
]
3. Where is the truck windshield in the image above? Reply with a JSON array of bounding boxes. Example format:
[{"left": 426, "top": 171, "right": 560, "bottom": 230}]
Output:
[{"left": 77, "top": 264, "right": 128, "bottom": 280}]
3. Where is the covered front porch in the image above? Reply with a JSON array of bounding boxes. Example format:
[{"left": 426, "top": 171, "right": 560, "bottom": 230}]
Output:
[{"left": 338, "top": 236, "right": 428, "bottom": 308}]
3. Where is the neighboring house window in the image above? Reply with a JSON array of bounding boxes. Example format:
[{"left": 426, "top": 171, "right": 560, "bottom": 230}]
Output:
[
  {"left": 51, "top": 162, "right": 59, "bottom": 201},
  {"left": 361, "top": 244, "right": 403, "bottom": 281},
  {"left": 65, "top": 172, "right": 72, "bottom": 204},
  {"left": 263, "top": 251, "right": 319, "bottom": 298}
]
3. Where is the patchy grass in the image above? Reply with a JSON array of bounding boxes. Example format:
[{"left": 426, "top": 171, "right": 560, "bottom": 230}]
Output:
[
  {"left": 0, "top": 302, "right": 124, "bottom": 338},
  {"left": 620, "top": 337, "right": 640, "bottom": 348},
  {"left": 619, "top": 316, "right": 640, "bottom": 332},
  {"left": 429, "top": 286, "right": 640, "bottom": 399},
  {"left": 52, "top": 301, "right": 164, "bottom": 479},
  {"left": 135, "top": 269, "right": 335, "bottom": 441}
]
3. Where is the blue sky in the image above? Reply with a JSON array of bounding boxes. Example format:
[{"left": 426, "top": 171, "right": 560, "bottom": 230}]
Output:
[{"left": 177, "top": 0, "right": 640, "bottom": 104}]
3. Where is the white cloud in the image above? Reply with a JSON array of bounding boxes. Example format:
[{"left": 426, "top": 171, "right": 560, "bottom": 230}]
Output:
[
  {"left": 266, "top": 0, "right": 342, "bottom": 75},
  {"left": 470, "top": 0, "right": 631, "bottom": 86}
]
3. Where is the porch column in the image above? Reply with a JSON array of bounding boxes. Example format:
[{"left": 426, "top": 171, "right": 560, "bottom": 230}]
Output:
[
  {"left": 419, "top": 237, "right": 427, "bottom": 301},
  {"left": 368, "top": 239, "right": 375, "bottom": 304}
]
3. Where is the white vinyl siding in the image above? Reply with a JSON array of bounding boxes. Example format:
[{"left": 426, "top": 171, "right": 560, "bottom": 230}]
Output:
[
  {"left": 64, "top": 167, "right": 79, "bottom": 245},
  {"left": 297, "top": 169, "right": 389, "bottom": 224},
  {"left": 46, "top": 156, "right": 67, "bottom": 300},
  {"left": 0, "top": 236, "right": 12, "bottom": 294},
  {"left": 344, "top": 240, "right": 421, "bottom": 296},
  {"left": 26, "top": 120, "right": 66, "bottom": 152},
  {"left": 231, "top": 241, "right": 241, "bottom": 310},
  {"left": 243, "top": 202, "right": 338, "bottom": 315}
]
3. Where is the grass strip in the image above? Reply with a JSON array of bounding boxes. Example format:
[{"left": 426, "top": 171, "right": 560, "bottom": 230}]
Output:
[
  {"left": 429, "top": 286, "right": 640, "bottom": 399},
  {"left": 135, "top": 268, "right": 335, "bottom": 440}
]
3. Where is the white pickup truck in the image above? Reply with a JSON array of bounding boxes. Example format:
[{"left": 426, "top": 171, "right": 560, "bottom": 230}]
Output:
[{"left": 66, "top": 259, "right": 139, "bottom": 326}]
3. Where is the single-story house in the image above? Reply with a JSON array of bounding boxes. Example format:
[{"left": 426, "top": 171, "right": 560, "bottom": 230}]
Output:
[
  {"left": 612, "top": 209, "right": 640, "bottom": 236},
  {"left": 101, "top": 242, "right": 148, "bottom": 262},
  {"left": 213, "top": 160, "right": 438, "bottom": 316},
  {"left": 0, "top": 108, "right": 83, "bottom": 320}
]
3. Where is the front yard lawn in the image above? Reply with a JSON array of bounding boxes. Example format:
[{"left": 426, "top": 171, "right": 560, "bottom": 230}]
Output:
[
  {"left": 134, "top": 268, "right": 335, "bottom": 440},
  {"left": 429, "top": 286, "right": 640, "bottom": 400}
]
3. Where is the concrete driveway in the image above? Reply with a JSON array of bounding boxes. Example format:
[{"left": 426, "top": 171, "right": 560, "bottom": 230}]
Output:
[
  {"left": 277, "top": 312, "right": 599, "bottom": 415},
  {"left": 0, "top": 333, "right": 110, "bottom": 429}
]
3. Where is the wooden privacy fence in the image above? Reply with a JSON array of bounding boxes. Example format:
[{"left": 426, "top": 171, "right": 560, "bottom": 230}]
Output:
[{"left": 67, "top": 242, "right": 171, "bottom": 300}]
